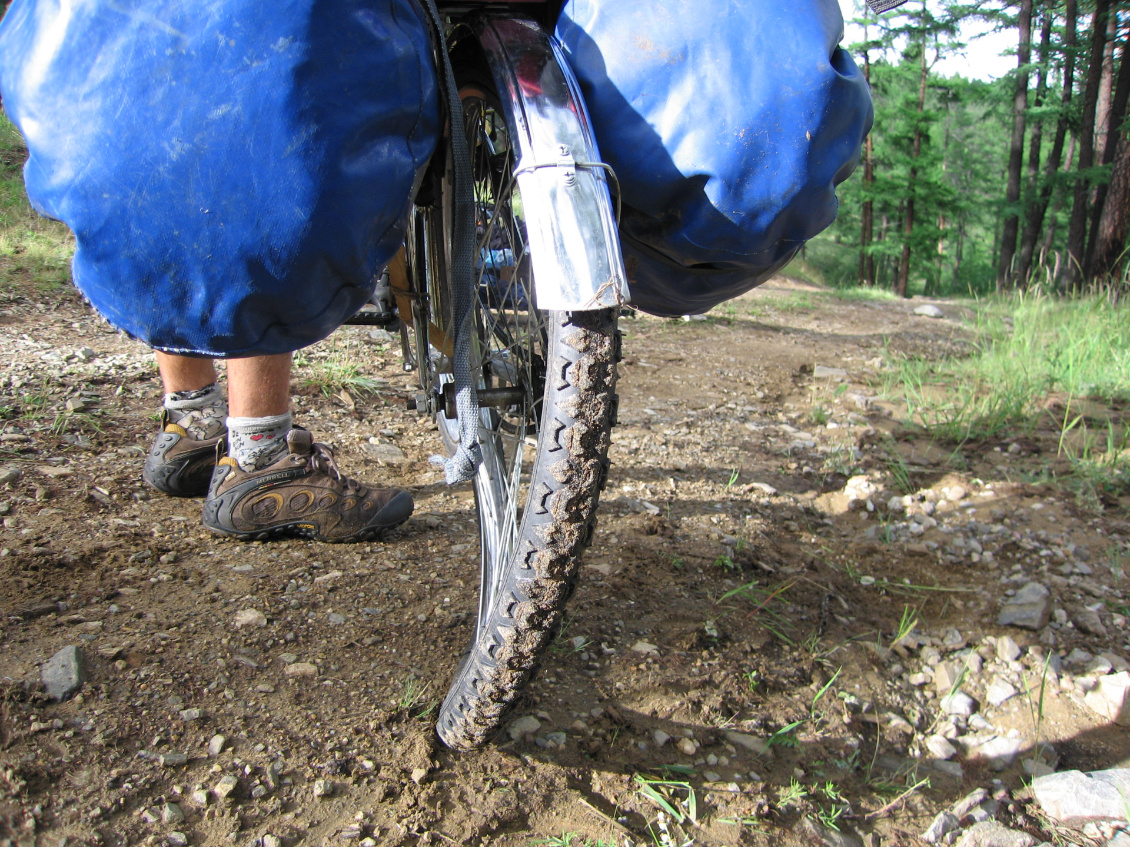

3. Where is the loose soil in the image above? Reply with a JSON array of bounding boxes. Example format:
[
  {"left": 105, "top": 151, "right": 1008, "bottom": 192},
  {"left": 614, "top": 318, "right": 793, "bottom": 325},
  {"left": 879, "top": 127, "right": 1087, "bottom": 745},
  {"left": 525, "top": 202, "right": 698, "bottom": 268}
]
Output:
[{"left": 1, "top": 277, "right": 1128, "bottom": 847}]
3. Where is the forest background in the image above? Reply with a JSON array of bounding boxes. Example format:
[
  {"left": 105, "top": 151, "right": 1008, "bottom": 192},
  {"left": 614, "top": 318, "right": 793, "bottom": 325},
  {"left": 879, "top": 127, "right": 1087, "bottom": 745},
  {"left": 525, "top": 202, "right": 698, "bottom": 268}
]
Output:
[{"left": 816, "top": 0, "right": 1130, "bottom": 300}]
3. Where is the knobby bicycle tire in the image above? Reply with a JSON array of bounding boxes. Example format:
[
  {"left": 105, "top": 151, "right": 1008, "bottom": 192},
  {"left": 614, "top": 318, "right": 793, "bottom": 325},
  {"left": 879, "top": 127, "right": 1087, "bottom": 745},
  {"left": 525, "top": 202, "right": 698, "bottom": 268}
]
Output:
[{"left": 430, "top": 56, "right": 620, "bottom": 750}]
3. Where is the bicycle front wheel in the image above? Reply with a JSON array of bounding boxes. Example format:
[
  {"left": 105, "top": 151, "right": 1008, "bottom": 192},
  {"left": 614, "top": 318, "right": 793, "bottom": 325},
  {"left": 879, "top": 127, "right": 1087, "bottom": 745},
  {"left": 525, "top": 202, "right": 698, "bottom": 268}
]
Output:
[{"left": 431, "top": 60, "right": 620, "bottom": 750}]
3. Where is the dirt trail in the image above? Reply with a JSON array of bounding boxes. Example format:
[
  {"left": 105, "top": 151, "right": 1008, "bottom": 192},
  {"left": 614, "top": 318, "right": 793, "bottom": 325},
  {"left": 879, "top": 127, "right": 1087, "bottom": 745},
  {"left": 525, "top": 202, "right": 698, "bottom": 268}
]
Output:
[{"left": 1, "top": 278, "right": 1127, "bottom": 847}]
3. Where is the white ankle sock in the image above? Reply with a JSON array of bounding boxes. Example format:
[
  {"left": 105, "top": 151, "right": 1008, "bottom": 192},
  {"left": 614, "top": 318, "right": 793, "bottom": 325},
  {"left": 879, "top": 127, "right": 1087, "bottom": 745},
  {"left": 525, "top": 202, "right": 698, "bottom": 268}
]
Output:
[
  {"left": 226, "top": 413, "right": 292, "bottom": 471},
  {"left": 163, "top": 383, "right": 227, "bottom": 440}
]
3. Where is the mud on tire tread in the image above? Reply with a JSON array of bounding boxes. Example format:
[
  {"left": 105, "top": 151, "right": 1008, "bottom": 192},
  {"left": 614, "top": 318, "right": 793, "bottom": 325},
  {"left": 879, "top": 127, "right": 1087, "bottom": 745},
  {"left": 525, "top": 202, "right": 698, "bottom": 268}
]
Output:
[{"left": 436, "top": 308, "right": 618, "bottom": 750}]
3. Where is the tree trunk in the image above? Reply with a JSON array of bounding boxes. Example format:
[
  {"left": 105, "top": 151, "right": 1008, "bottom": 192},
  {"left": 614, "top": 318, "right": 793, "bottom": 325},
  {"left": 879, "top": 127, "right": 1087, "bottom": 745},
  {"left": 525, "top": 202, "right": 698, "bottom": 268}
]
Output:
[
  {"left": 1043, "top": 135, "right": 1077, "bottom": 265},
  {"left": 1022, "top": 0, "right": 1077, "bottom": 286},
  {"left": 1084, "top": 37, "right": 1130, "bottom": 277},
  {"left": 1092, "top": 133, "right": 1130, "bottom": 280},
  {"left": 997, "top": 0, "right": 1033, "bottom": 292},
  {"left": 951, "top": 214, "right": 966, "bottom": 290},
  {"left": 859, "top": 46, "right": 875, "bottom": 286},
  {"left": 1064, "top": 0, "right": 1112, "bottom": 291},
  {"left": 897, "top": 14, "right": 929, "bottom": 299},
  {"left": 1016, "top": 9, "right": 1053, "bottom": 288},
  {"left": 1093, "top": 9, "right": 1118, "bottom": 165}
]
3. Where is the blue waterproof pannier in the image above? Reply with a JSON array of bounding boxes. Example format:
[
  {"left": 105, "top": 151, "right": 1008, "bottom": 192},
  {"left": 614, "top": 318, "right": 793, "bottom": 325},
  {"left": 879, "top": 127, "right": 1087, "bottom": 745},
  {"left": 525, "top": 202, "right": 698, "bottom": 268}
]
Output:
[
  {"left": 556, "top": 0, "right": 872, "bottom": 316},
  {"left": 0, "top": 0, "right": 440, "bottom": 356}
]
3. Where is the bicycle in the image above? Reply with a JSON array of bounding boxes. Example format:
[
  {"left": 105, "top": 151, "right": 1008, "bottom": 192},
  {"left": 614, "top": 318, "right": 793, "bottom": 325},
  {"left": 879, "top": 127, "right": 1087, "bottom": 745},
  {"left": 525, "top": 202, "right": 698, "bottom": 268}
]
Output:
[
  {"left": 373, "top": 0, "right": 628, "bottom": 750},
  {"left": 348, "top": 0, "right": 904, "bottom": 750}
]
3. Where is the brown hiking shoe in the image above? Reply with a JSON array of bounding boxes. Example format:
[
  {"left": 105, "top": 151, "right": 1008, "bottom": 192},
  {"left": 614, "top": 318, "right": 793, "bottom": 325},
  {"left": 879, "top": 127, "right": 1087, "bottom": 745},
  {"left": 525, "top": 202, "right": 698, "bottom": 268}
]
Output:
[
  {"left": 143, "top": 411, "right": 226, "bottom": 497},
  {"left": 201, "top": 429, "right": 413, "bottom": 542}
]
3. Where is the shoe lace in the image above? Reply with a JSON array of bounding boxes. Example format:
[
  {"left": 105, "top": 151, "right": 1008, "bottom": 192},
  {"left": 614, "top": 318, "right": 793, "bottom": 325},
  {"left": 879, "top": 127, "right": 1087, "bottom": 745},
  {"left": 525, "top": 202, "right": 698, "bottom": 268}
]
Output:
[{"left": 307, "top": 442, "right": 366, "bottom": 495}]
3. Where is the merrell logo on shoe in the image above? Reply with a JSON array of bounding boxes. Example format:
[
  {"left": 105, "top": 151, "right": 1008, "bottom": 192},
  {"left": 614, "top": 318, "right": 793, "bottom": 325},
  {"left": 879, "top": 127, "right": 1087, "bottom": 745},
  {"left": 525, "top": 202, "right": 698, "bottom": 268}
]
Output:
[{"left": 253, "top": 470, "right": 304, "bottom": 488}]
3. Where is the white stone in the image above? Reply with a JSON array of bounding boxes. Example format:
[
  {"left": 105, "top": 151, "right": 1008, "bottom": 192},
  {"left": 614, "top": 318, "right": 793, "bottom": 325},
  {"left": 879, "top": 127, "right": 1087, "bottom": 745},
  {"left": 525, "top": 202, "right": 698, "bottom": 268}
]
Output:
[
  {"left": 914, "top": 304, "right": 945, "bottom": 319},
  {"left": 973, "top": 735, "right": 1024, "bottom": 771},
  {"left": 986, "top": 678, "right": 1019, "bottom": 707},
  {"left": 813, "top": 366, "right": 848, "bottom": 380},
  {"left": 954, "top": 821, "right": 1036, "bottom": 847},
  {"left": 941, "top": 691, "right": 976, "bottom": 716},
  {"left": 284, "top": 662, "right": 319, "bottom": 679},
  {"left": 996, "top": 636, "right": 1022, "bottom": 662},
  {"left": 507, "top": 715, "right": 542, "bottom": 740},
  {"left": 723, "top": 730, "right": 771, "bottom": 756},
  {"left": 1083, "top": 671, "right": 1130, "bottom": 726},
  {"left": 925, "top": 735, "right": 958, "bottom": 760},
  {"left": 234, "top": 608, "right": 267, "bottom": 628},
  {"left": 1032, "top": 769, "right": 1130, "bottom": 826},
  {"left": 922, "top": 811, "right": 960, "bottom": 845}
]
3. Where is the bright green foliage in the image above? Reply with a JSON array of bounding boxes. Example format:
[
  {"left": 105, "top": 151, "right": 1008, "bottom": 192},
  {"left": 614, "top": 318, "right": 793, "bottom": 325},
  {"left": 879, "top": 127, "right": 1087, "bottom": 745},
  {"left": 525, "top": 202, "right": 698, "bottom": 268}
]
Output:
[{"left": 0, "top": 110, "right": 74, "bottom": 291}]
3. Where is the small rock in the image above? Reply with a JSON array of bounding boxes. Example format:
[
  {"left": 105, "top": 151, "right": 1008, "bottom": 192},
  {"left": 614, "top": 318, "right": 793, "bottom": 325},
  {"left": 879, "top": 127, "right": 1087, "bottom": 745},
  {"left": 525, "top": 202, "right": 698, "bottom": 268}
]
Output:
[
  {"left": 1022, "top": 758, "right": 1055, "bottom": 778},
  {"left": 284, "top": 662, "right": 319, "bottom": 679},
  {"left": 361, "top": 442, "right": 408, "bottom": 464},
  {"left": 940, "top": 691, "right": 976, "bottom": 716},
  {"left": 954, "top": 821, "right": 1036, "bottom": 847},
  {"left": 723, "top": 730, "right": 771, "bottom": 757},
  {"left": 813, "top": 366, "right": 849, "bottom": 380},
  {"left": 507, "top": 715, "right": 542, "bottom": 741},
  {"left": 630, "top": 640, "right": 659, "bottom": 655},
  {"left": 263, "top": 837, "right": 283, "bottom": 847},
  {"left": 410, "top": 768, "right": 428, "bottom": 785},
  {"left": 933, "top": 661, "right": 962, "bottom": 696},
  {"left": 914, "top": 304, "right": 945, "bottom": 319},
  {"left": 951, "top": 788, "right": 998, "bottom": 823},
  {"left": 1071, "top": 606, "right": 1107, "bottom": 636},
  {"left": 924, "top": 735, "right": 958, "bottom": 761},
  {"left": 159, "top": 753, "right": 188, "bottom": 768},
  {"left": 922, "top": 811, "right": 960, "bottom": 845},
  {"left": 167, "top": 833, "right": 189, "bottom": 847},
  {"left": 190, "top": 788, "right": 210, "bottom": 807},
  {"left": 41, "top": 645, "right": 87, "bottom": 701},
  {"left": 1084, "top": 671, "right": 1130, "bottom": 726},
  {"left": 313, "top": 778, "right": 334, "bottom": 798},
  {"left": 162, "top": 803, "right": 185, "bottom": 825},
  {"left": 972, "top": 735, "right": 1024, "bottom": 771},
  {"left": 998, "top": 582, "right": 1052, "bottom": 630},
  {"left": 234, "top": 608, "right": 267, "bottom": 628},
  {"left": 653, "top": 730, "right": 670, "bottom": 747},
  {"left": 996, "top": 636, "right": 1022, "bottom": 663},
  {"left": 213, "top": 774, "right": 239, "bottom": 801},
  {"left": 0, "top": 467, "right": 23, "bottom": 484},
  {"left": 800, "top": 816, "right": 863, "bottom": 847},
  {"left": 179, "top": 708, "right": 204, "bottom": 722},
  {"left": 207, "top": 735, "right": 226, "bottom": 757},
  {"left": 986, "top": 678, "right": 1019, "bottom": 707},
  {"left": 677, "top": 737, "right": 697, "bottom": 756}
]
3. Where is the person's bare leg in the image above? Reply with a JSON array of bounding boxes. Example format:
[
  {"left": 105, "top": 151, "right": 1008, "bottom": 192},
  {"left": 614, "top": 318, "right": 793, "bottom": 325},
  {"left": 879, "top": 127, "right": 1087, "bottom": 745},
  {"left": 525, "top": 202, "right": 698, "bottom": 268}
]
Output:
[
  {"left": 155, "top": 351, "right": 217, "bottom": 394},
  {"left": 225, "top": 353, "right": 292, "bottom": 417}
]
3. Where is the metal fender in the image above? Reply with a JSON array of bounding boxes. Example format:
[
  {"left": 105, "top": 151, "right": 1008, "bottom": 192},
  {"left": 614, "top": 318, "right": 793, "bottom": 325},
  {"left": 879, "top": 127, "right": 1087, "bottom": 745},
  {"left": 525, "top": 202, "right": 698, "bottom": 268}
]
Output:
[{"left": 472, "top": 16, "right": 630, "bottom": 311}]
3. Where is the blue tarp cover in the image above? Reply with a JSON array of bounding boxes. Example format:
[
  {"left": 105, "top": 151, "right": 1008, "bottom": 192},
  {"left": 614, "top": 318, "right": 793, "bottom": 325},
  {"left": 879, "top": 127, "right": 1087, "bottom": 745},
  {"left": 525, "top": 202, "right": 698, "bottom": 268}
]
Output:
[
  {"left": 0, "top": 0, "right": 440, "bottom": 355},
  {"left": 557, "top": 0, "right": 872, "bottom": 316}
]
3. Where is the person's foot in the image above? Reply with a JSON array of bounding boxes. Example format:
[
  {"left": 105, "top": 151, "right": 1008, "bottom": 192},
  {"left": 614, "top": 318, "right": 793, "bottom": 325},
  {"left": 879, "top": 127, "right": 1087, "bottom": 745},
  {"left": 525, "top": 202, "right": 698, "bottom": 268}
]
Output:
[
  {"left": 201, "top": 429, "right": 413, "bottom": 543},
  {"left": 143, "top": 411, "right": 227, "bottom": 497}
]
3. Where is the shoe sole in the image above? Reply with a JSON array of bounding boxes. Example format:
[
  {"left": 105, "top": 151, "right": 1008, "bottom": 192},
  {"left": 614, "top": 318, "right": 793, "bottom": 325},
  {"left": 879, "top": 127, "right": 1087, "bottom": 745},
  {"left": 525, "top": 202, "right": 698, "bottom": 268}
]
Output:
[
  {"left": 143, "top": 452, "right": 218, "bottom": 498},
  {"left": 203, "top": 489, "right": 414, "bottom": 543}
]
